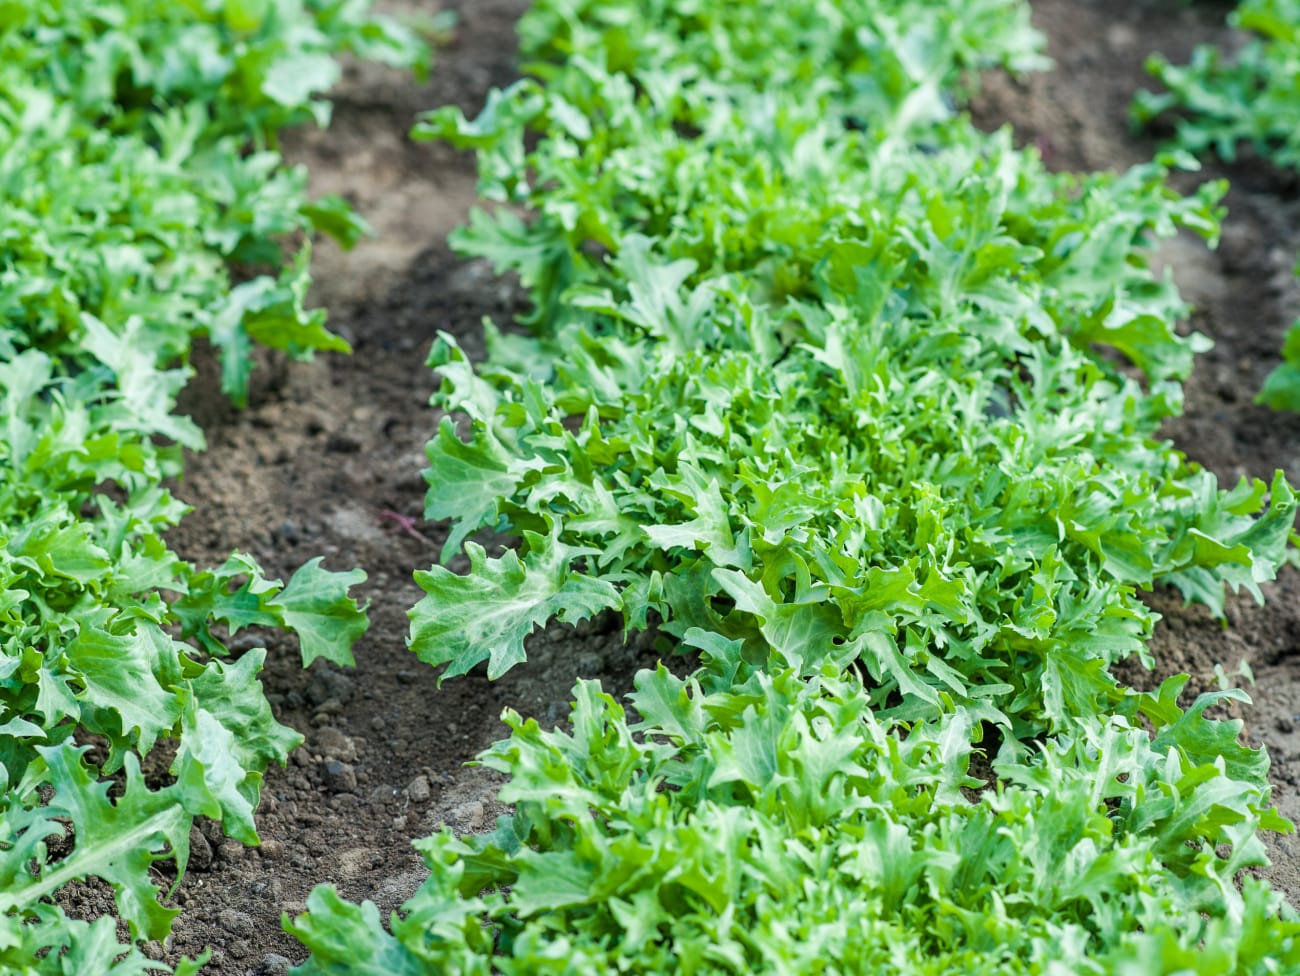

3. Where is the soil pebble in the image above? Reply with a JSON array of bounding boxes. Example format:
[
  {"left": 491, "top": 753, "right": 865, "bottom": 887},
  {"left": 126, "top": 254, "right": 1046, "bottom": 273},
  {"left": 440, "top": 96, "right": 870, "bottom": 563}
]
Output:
[
  {"left": 407, "top": 774, "right": 433, "bottom": 803},
  {"left": 312, "top": 727, "right": 358, "bottom": 762},
  {"left": 189, "top": 826, "right": 214, "bottom": 872},
  {"left": 322, "top": 759, "right": 358, "bottom": 794},
  {"left": 257, "top": 954, "right": 293, "bottom": 976}
]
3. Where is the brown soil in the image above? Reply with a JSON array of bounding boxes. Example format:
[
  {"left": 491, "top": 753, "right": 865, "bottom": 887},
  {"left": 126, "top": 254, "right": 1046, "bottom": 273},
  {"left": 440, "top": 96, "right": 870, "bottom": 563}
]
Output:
[{"left": 91, "top": 0, "right": 1300, "bottom": 971}]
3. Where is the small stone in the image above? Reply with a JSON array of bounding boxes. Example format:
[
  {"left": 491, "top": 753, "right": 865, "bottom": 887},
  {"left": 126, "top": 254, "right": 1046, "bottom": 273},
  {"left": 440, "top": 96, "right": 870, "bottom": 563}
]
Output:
[
  {"left": 189, "top": 825, "right": 214, "bottom": 872},
  {"left": 248, "top": 878, "right": 285, "bottom": 903},
  {"left": 312, "top": 727, "right": 357, "bottom": 762},
  {"left": 1105, "top": 23, "right": 1136, "bottom": 51},
  {"left": 260, "top": 952, "right": 293, "bottom": 976},
  {"left": 1276, "top": 716, "right": 1295, "bottom": 734},
  {"left": 407, "top": 775, "right": 432, "bottom": 804},
  {"left": 323, "top": 759, "right": 357, "bottom": 794},
  {"left": 325, "top": 433, "right": 362, "bottom": 454},
  {"left": 218, "top": 909, "right": 254, "bottom": 937},
  {"left": 397, "top": 468, "right": 428, "bottom": 494},
  {"left": 449, "top": 801, "right": 486, "bottom": 832},
  {"left": 305, "top": 669, "right": 353, "bottom": 706},
  {"left": 1218, "top": 223, "right": 1255, "bottom": 273},
  {"left": 259, "top": 838, "right": 285, "bottom": 859},
  {"left": 311, "top": 698, "right": 345, "bottom": 720},
  {"left": 228, "top": 632, "right": 264, "bottom": 653}
]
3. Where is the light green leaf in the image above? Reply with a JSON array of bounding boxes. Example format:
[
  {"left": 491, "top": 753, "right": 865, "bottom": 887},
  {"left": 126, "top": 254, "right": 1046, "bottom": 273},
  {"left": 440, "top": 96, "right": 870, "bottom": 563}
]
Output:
[
  {"left": 409, "top": 530, "right": 622, "bottom": 680},
  {"left": 272, "top": 558, "right": 370, "bottom": 668},
  {"left": 262, "top": 52, "right": 341, "bottom": 107}
]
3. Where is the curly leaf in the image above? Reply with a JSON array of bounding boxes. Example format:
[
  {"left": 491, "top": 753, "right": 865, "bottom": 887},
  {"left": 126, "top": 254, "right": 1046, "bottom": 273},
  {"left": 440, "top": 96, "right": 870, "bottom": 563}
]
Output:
[{"left": 409, "top": 529, "right": 622, "bottom": 680}]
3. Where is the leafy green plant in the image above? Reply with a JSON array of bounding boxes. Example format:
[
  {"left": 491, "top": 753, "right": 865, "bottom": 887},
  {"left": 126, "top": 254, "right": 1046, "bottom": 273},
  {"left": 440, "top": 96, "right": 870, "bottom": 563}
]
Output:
[
  {"left": 291, "top": 647, "right": 1298, "bottom": 975},
  {"left": 0, "top": 0, "right": 427, "bottom": 405},
  {"left": 410, "top": 1, "right": 1284, "bottom": 736},
  {"left": 1258, "top": 255, "right": 1300, "bottom": 411},
  {"left": 1135, "top": 0, "right": 1300, "bottom": 411},
  {"left": 290, "top": 0, "right": 1300, "bottom": 971},
  {"left": 1136, "top": 0, "right": 1300, "bottom": 167},
  {"left": 3, "top": 0, "right": 428, "bottom": 142},
  {"left": 0, "top": 0, "right": 424, "bottom": 970}
]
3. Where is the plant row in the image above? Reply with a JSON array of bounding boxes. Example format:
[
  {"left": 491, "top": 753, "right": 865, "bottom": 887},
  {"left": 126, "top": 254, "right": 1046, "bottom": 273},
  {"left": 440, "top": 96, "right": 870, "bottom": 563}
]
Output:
[
  {"left": 0, "top": 3, "right": 422, "bottom": 972},
  {"left": 290, "top": 0, "right": 1300, "bottom": 972},
  {"left": 1137, "top": 0, "right": 1300, "bottom": 410}
]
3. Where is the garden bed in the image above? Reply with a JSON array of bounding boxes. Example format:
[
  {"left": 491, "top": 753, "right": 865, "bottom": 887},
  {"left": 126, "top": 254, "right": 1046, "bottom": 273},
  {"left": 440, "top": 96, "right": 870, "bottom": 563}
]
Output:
[{"left": 112, "top": 0, "right": 1300, "bottom": 969}]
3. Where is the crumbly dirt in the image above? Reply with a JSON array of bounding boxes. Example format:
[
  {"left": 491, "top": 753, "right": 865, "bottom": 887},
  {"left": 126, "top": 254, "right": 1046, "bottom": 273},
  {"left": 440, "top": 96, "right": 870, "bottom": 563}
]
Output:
[{"left": 102, "top": 0, "right": 1300, "bottom": 970}]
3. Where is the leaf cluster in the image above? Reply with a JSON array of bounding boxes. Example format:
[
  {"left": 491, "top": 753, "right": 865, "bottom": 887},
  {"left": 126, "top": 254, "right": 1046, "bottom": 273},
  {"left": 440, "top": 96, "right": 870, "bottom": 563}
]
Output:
[
  {"left": 1137, "top": 0, "right": 1300, "bottom": 169},
  {"left": 411, "top": 1, "right": 1277, "bottom": 735},
  {"left": 0, "top": 0, "right": 421, "bottom": 404},
  {"left": 289, "top": 0, "right": 1300, "bottom": 971},
  {"left": 1135, "top": 0, "right": 1300, "bottom": 411},
  {"left": 0, "top": 0, "right": 411, "bottom": 969},
  {"left": 292, "top": 650, "right": 1297, "bottom": 974}
]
